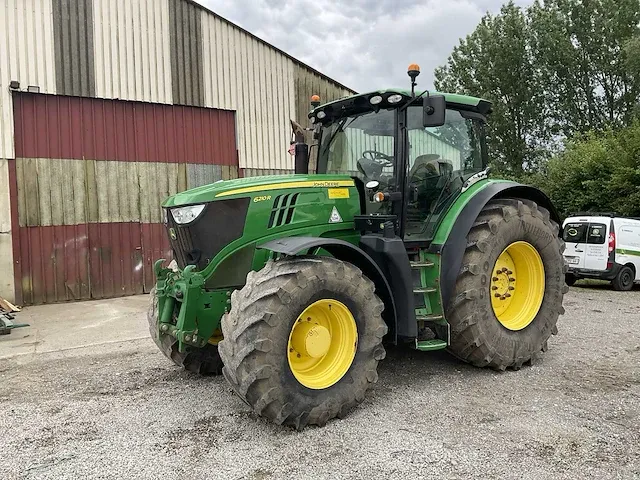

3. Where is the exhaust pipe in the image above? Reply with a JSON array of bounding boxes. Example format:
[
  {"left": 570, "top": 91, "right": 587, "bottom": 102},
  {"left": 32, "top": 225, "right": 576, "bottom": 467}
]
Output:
[{"left": 291, "top": 119, "right": 309, "bottom": 174}]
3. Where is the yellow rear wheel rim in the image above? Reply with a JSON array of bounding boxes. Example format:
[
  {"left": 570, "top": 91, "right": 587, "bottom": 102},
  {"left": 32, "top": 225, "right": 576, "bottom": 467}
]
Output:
[
  {"left": 491, "top": 241, "right": 545, "bottom": 331},
  {"left": 287, "top": 299, "right": 358, "bottom": 390}
]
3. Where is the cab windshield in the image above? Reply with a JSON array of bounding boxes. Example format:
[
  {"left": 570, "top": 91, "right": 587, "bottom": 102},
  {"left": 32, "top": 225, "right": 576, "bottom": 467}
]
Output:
[{"left": 316, "top": 104, "right": 487, "bottom": 240}]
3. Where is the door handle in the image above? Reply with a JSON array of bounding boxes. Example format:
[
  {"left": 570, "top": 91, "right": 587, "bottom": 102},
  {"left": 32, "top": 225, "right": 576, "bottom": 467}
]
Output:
[{"left": 575, "top": 249, "right": 584, "bottom": 252}]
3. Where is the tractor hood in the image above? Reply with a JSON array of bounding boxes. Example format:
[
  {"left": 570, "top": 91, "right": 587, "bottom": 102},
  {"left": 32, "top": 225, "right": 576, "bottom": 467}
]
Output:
[{"left": 163, "top": 174, "right": 356, "bottom": 207}]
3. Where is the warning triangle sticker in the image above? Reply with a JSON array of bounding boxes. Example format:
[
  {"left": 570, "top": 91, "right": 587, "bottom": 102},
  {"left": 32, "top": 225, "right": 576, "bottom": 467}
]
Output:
[{"left": 329, "top": 206, "right": 342, "bottom": 223}]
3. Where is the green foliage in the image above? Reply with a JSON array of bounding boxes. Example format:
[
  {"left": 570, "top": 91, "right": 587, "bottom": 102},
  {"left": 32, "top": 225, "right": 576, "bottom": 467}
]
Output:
[
  {"left": 435, "top": 0, "right": 640, "bottom": 171},
  {"left": 528, "top": 0, "right": 640, "bottom": 136},
  {"left": 436, "top": 0, "right": 640, "bottom": 218},
  {"left": 434, "top": 2, "right": 550, "bottom": 175},
  {"left": 530, "top": 123, "right": 640, "bottom": 219}
]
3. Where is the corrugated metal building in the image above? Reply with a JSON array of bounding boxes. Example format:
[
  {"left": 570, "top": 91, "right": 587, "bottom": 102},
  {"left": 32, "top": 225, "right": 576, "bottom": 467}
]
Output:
[{"left": 0, "top": 0, "right": 354, "bottom": 304}]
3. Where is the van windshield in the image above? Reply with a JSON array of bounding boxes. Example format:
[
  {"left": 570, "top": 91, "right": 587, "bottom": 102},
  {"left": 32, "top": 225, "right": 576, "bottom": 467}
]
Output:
[{"left": 563, "top": 222, "right": 606, "bottom": 244}]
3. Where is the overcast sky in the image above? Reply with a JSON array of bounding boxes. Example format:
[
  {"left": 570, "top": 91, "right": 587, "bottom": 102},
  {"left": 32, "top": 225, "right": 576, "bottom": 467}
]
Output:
[{"left": 199, "top": 0, "right": 533, "bottom": 93}]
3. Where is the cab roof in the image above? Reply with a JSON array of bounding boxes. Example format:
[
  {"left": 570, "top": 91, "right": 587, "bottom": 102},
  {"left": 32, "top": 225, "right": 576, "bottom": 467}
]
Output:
[{"left": 310, "top": 88, "right": 492, "bottom": 119}]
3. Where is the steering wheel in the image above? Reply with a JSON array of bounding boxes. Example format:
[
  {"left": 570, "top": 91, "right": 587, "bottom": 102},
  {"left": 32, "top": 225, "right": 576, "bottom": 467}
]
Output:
[{"left": 362, "top": 150, "right": 394, "bottom": 168}]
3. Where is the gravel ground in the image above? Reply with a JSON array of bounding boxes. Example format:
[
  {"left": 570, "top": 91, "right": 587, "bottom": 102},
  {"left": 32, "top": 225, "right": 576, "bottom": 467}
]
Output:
[{"left": 1, "top": 285, "right": 639, "bottom": 480}]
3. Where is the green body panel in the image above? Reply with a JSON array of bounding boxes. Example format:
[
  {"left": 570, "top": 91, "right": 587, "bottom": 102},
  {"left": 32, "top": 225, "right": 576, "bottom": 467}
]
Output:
[
  {"left": 430, "top": 179, "right": 512, "bottom": 245},
  {"left": 415, "top": 339, "right": 448, "bottom": 351},
  {"left": 155, "top": 174, "right": 362, "bottom": 352},
  {"left": 154, "top": 176, "right": 515, "bottom": 351},
  {"left": 163, "top": 174, "right": 355, "bottom": 207}
]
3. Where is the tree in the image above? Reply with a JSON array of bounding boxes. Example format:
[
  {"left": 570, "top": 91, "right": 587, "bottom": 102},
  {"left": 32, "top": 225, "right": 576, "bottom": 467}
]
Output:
[
  {"left": 435, "top": 0, "right": 640, "bottom": 175},
  {"left": 528, "top": 0, "right": 640, "bottom": 137},
  {"left": 532, "top": 123, "right": 640, "bottom": 218},
  {"left": 434, "top": 2, "right": 549, "bottom": 175}
]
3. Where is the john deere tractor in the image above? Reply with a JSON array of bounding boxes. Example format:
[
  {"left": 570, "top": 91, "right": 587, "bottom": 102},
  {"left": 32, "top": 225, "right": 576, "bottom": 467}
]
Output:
[{"left": 149, "top": 65, "right": 567, "bottom": 429}]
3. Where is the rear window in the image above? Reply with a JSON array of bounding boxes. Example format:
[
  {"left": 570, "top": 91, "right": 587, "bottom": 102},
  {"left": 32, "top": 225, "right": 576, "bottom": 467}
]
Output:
[
  {"left": 587, "top": 223, "right": 606, "bottom": 244},
  {"left": 563, "top": 222, "right": 607, "bottom": 244},
  {"left": 563, "top": 223, "right": 587, "bottom": 242}
]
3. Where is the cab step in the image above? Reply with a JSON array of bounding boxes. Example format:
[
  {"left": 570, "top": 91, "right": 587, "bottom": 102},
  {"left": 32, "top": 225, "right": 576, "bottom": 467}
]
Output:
[
  {"left": 410, "top": 261, "right": 434, "bottom": 268},
  {"left": 415, "top": 339, "right": 448, "bottom": 351},
  {"left": 413, "top": 287, "right": 437, "bottom": 294},
  {"left": 416, "top": 314, "right": 443, "bottom": 322}
]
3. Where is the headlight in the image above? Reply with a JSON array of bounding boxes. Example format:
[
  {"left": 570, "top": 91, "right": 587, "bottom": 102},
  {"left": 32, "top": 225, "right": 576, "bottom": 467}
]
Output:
[
  {"left": 316, "top": 111, "right": 327, "bottom": 120},
  {"left": 369, "top": 95, "right": 383, "bottom": 105},
  {"left": 309, "top": 116, "right": 316, "bottom": 124},
  {"left": 388, "top": 94, "right": 403, "bottom": 104},
  {"left": 171, "top": 204, "right": 205, "bottom": 224}
]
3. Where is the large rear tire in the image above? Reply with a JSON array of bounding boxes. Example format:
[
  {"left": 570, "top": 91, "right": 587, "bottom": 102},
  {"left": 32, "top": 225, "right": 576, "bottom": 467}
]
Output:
[
  {"left": 147, "top": 289, "right": 223, "bottom": 375},
  {"left": 446, "top": 198, "right": 567, "bottom": 370},
  {"left": 218, "top": 257, "right": 387, "bottom": 429}
]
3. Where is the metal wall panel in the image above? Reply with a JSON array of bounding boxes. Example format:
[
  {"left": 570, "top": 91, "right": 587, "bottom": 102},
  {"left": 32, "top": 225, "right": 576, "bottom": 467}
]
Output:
[
  {"left": 241, "top": 168, "right": 294, "bottom": 178},
  {"left": 294, "top": 65, "right": 352, "bottom": 130},
  {"left": 93, "top": 0, "right": 173, "bottom": 104},
  {"left": 170, "top": 0, "right": 204, "bottom": 106},
  {"left": 187, "top": 164, "right": 221, "bottom": 188},
  {"left": 13, "top": 93, "right": 237, "bottom": 164},
  {"left": 12, "top": 221, "right": 170, "bottom": 304},
  {"left": 14, "top": 224, "right": 91, "bottom": 304},
  {"left": 87, "top": 222, "right": 144, "bottom": 299},
  {"left": 0, "top": 0, "right": 57, "bottom": 159},
  {"left": 52, "top": 0, "right": 95, "bottom": 97},
  {"left": 15, "top": 158, "right": 190, "bottom": 226},
  {"left": 202, "top": 12, "right": 298, "bottom": 171},
  {"left": 0, "top": 159, "right": 14, "bottom": 301},
  {"left": 140, "top": 223, "right": 172, "bottom": 291},
  {"left": 11, "top": 93, "right": 235, "bottom": 304}
]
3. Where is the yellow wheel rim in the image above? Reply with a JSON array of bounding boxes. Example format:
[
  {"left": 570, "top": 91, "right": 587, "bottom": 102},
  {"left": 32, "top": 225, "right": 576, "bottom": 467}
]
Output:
[
  {"left": 491, "top": 241, "right": 545, "bottom": 331},
  {"left": 287, "top": 299, "right": 358, "bottom": 390}
]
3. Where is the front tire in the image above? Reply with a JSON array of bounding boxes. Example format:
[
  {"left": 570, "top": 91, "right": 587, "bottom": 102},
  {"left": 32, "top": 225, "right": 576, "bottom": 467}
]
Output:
[
  {"left": 446, "top": 199, "right": 567, "bottom": 370},
  {"left": 565, "top": 273, "right": 577, "bottom": 286},
  {"left": 612, "top": 266, "right": 635, "bottom": 291},
  {"left": 218, "top": 257, "right": 387, "bottom": 429}
]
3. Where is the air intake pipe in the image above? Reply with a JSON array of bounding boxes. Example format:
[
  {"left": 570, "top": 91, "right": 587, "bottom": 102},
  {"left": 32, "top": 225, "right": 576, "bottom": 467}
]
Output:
[{"left": 291, "top": 119, "right": 309, "bottom": 174}]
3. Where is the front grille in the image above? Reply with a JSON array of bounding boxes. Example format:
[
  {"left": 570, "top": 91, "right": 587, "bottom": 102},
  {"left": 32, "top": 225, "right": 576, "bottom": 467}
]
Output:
[
  {"left": 166, "top": 198, "right": 250, "bottom": 270},
  {"left": 268, "top": 193, "right": 299, "bottom": 228}
]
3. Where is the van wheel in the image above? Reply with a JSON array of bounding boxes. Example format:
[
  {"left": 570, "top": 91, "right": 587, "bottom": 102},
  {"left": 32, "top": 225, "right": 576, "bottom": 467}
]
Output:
[
  {"left": 612, "top": 266, "right": 634, "bottom": 291},
  {"left": 565, "top": 274, "right": 577, "bottom": 286}
]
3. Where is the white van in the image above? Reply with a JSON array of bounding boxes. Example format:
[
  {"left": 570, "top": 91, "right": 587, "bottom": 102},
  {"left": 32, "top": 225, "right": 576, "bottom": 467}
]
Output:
[{"left": 562, "top": 214, "right": 640, "bottom": 290}]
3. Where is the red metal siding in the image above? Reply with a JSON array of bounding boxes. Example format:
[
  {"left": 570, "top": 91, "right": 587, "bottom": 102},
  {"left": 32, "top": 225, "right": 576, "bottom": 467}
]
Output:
[
  {"left": 141, "top": 223, "right": 173, "bottom": 291},
  {"left": 14, "top": 225, "right": 91, "bottom": 305},
  {"left": 13, "top": 93, "right": 238, "bottom": 165},
  {"left": 12, "top": 222, "right": 171, "bottom": 305}
]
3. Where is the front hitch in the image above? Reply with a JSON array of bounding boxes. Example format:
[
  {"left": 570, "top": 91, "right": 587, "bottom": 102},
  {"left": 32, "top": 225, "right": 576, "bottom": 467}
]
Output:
[{"left": 153, "top": 259, "right": 231, "bottom": 353}]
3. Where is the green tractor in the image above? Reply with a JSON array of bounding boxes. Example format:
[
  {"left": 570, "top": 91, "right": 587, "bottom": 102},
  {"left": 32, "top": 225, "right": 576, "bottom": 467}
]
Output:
[{"left": 149, "top": 65, "right": 567, "bottom": 429}]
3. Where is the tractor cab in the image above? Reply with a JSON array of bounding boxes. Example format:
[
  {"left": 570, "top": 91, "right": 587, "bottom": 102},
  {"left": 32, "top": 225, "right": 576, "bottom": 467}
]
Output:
[{"left": 308, "top": 67, "right": 491, "bottom": 243}]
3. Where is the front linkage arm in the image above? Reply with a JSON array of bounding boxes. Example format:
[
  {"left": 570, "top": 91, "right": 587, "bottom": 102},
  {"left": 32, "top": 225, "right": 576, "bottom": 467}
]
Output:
[{"left": 153, "top": 259, "right": 230, "bottom": 353}]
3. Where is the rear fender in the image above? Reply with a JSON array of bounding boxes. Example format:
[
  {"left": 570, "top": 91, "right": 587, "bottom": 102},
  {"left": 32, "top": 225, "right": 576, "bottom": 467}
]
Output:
[
  {"left": 258, "top": 237, "right": 398, "bottom": 343},
  {"left": 437, "top": 182, "right": 561, "bottom": 310}
]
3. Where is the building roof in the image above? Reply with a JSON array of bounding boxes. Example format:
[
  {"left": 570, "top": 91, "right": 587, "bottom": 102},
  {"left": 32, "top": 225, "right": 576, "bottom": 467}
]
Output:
[{"left": 186, "top": 0, "right": 356, "bottom": 94}]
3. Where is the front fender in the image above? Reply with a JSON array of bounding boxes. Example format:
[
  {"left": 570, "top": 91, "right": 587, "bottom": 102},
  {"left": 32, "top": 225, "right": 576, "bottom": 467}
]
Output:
[
  {"left": 435, "top": 181, "right": 560, "bottom": 310},
  {"left": 258, "top": 236, "right": 398, "bottom": 343}
]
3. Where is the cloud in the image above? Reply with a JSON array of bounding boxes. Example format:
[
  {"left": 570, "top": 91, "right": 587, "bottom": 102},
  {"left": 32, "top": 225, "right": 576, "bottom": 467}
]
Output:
[{"left": 198, "top": 0, "right": 533, "bottom": 93}]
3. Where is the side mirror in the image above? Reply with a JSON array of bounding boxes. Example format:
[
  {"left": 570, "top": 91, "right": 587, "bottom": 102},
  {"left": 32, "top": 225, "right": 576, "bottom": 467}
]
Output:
[{"left": 423, "top": 94, "right": 446, "bottom": 127}]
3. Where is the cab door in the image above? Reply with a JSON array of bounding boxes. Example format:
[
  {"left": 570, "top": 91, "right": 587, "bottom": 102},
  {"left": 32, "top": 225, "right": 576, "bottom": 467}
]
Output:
[{"left": 584, "top": 222, "right": 609, "bottom": 270}]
